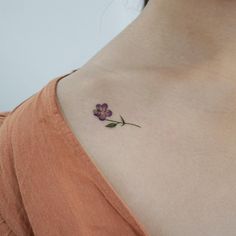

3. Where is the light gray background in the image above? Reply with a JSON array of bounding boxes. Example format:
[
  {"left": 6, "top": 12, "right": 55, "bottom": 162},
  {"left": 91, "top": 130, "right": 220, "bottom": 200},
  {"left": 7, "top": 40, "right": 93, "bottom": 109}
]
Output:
[{"left": 0, "top": 0, "right": 144, "bottom": 111}]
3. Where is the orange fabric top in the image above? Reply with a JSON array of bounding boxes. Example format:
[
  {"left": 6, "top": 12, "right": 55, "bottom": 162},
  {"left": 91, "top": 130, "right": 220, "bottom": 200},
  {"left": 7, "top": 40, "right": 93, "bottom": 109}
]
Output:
[{"left": 0, "top": 69, "right": 149, "bottom": 236}]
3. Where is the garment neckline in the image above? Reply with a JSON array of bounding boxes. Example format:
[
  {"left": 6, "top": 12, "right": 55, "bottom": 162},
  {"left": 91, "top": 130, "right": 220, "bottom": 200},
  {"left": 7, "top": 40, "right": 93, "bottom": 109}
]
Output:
[{"left": 46, "top": 69, "right": 149, "bottom": 236}]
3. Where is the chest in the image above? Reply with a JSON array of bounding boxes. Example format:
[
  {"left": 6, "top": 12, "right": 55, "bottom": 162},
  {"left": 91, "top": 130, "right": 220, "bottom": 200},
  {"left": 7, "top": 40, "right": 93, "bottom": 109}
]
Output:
[
  {"left": 56, "top": 77, "right": 236, "bottom": 236},
  {"left": 60, "top": 112, "right": 236, "bottom": 235}
]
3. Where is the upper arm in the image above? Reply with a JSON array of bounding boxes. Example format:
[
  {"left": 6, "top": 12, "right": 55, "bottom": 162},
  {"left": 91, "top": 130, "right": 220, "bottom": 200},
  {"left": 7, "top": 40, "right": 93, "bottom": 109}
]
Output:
[
  {"left": 0, "top": 113, "right": 34, "bottom": 235},
  {"left": 0, "top": 112, "right": 10, "bottom": 127},
  {"left": 0, "top": 214, "right": 16, "bottom": 236},
  {"left": 0, "top": 114, "right": 17, "bottom": 235}
]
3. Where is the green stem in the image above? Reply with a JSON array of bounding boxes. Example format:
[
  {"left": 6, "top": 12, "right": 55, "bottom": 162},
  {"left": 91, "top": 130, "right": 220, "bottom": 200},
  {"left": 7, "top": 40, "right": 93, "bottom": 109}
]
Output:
[
  {"left": 104, "top": 119, "right": 141, "bottom": 128},
  {"left": 124, "top": 122, "right": 141, "bottom": 128},
  {"left": 105, "top": 119, "right": 121, "bottom": 123}
]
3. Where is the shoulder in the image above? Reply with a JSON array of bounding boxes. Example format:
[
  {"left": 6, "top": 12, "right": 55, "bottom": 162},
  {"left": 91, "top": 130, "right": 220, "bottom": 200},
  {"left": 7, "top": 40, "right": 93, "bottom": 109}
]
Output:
[
  {"left": 0, "top": 99, "right": 38, "bottom": 235},
  {"left": 56, "top": 65, "right": 115, "bottom": 112},
  {"left": 0, "top": 76, "right": 54, "bottom": 185}
]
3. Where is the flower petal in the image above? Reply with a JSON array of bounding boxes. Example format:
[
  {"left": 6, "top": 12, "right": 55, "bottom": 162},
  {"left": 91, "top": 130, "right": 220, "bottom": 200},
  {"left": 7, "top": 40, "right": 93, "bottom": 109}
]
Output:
[
  {"left": 96, "top": 104, "right": 102, "bottom": 111},
  {"left": 99, "top": 113, "right": 106, "bottom": 120},
  {"left": 101, "top": 103, "right": 108, "bottom": 111},
  {"left": 93, "top": 109, "right": 99, "bottom": 115},
  {"left": 106, "top": 110, "right": 112, "bottom": 117}
]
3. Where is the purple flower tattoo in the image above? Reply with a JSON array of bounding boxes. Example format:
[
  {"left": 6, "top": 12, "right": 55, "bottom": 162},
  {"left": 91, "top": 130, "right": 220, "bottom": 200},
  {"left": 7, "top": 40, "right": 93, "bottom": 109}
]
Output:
[{"left": 93, "top": 103, "right": 141, "bottom": 128}]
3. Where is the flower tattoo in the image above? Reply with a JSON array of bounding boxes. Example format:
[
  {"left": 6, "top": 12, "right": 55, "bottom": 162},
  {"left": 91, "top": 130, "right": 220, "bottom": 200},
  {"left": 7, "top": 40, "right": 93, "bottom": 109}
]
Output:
[{"left": 93, "top": 103, "right": 141, "bottom": 128}]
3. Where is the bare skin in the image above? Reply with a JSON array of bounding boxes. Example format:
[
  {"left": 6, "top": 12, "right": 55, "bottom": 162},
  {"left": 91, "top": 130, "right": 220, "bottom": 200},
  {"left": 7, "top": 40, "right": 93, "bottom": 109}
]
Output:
[{"left": 57, "top": 0, "right": 236, "bottom": 235}]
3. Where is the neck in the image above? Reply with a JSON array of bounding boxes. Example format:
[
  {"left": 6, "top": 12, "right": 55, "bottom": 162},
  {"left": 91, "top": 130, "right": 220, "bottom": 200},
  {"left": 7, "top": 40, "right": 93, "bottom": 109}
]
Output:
[{"left": 85, "top": 0, "right": 236, "bottom": 76}]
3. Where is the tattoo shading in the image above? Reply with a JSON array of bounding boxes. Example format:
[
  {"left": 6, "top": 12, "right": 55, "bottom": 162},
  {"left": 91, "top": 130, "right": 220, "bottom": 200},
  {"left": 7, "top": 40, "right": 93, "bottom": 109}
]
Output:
[{"left": 93, "top": 103, "right": 141, "bottom": 128}]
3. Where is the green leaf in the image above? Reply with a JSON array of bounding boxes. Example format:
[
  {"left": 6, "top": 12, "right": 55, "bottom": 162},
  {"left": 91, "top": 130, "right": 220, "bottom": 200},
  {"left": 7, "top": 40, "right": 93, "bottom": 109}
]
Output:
[{"left": 105, "top": 123, "right": 117, "bottom": 128}]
